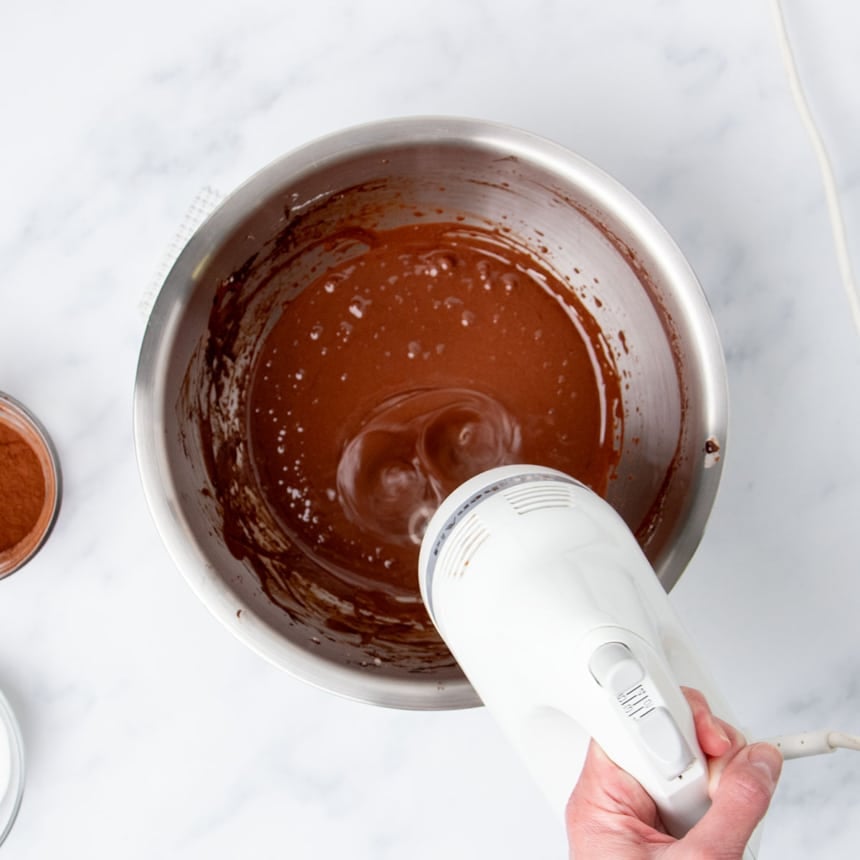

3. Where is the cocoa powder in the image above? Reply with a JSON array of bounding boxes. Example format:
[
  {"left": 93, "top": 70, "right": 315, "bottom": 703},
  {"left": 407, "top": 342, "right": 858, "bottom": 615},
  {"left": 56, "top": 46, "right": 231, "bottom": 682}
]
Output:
[{"left": 0, "top": 422, "right": 46, "bottom": 553}]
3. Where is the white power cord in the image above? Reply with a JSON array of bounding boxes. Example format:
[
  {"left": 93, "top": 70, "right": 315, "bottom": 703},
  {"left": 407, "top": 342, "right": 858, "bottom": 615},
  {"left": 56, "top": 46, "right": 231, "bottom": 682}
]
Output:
[
  {"left": 764, "top": 730, "right": 860, "bottom": 760},
  {"left": 769, "top": 0, "right": 860, "bottom": 336},
  {"left": 766, "top": 0, "right": 860, "bottom": 768}
]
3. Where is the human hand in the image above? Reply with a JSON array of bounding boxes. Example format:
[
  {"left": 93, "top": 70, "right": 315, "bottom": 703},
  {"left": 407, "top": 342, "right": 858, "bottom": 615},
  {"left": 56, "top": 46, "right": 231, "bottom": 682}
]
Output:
[{"left": 566, "top": 688, "right": 782, "bottom": 859}]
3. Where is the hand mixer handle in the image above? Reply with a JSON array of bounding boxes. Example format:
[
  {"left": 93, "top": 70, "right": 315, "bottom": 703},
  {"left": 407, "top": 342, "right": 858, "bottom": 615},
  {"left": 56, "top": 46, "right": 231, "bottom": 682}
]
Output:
[
  {"left": 581, "top": 632, "right": 711, "bottom": 837},
  {"left": 577, "top": 637, "right": 758, "bottom": 858}
]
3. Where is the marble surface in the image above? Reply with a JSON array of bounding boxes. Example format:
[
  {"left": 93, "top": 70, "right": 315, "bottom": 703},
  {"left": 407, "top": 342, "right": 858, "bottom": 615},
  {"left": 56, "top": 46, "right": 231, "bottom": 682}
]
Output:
[{"left": 1, "top": 0, "right": 859, "bottom": 856}]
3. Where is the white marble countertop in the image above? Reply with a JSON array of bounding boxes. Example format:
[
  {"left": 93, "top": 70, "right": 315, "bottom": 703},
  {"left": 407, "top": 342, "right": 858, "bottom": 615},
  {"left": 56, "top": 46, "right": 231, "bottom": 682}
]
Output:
[{"left": 1, "top": 1, "right": 859, "bottom": 857}]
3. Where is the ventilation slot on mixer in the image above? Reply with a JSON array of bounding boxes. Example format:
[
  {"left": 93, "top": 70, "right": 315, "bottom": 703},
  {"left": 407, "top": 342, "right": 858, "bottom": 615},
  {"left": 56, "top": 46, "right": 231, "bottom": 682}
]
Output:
[
  {"left": 503, "top": 482, "right": 579, "bottom": 515},
  {"left": 442, "top": 512, "right": 490, "bottom": 579}
]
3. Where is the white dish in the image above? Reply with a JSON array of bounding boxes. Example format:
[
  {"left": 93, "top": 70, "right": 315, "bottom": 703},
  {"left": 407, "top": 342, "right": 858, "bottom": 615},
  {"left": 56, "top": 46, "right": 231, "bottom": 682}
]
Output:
[{"left": 0, "top": 690, "right": 24, "bottom": 847}]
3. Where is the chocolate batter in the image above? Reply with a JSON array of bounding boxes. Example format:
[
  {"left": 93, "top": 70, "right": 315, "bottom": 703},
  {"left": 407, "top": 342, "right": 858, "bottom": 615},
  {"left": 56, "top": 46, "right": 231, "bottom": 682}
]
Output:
[{"left": 199, "top": 221, "right": 623, "bottom": 672}]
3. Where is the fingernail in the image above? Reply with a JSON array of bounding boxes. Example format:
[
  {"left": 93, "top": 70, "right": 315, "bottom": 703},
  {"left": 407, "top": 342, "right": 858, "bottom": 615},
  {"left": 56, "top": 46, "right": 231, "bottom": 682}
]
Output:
[{"left": 748, "top": 743, "right": 783, "bottom": 787}]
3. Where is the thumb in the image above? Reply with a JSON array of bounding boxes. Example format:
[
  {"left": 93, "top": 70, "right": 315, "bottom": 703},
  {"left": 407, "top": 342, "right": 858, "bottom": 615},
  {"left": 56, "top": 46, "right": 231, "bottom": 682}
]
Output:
[{"left": 681, "top": 743, "right": 782, "bottom": 857}]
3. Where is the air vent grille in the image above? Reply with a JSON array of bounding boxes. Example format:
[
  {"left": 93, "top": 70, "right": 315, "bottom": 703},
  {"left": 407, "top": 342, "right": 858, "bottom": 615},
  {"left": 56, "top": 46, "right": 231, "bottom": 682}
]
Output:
[
  {"left": 503, "top": 482, "right": 579, "bottom": 515},
  {"left": 440, "top": 511, "right": 490, "bottom": 579}
]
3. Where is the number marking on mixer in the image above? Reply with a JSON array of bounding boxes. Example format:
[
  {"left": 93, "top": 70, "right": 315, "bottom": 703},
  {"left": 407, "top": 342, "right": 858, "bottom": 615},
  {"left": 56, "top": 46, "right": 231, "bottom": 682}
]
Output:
[{"left": 618, "top": 685, "right": 656, "bottom": 720}]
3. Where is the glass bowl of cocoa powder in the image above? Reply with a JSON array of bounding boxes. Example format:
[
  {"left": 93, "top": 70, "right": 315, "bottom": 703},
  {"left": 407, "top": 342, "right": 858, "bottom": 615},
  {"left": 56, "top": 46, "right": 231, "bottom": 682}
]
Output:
[{"left": 0, "top": 393, "right": 61, "bottom": 579}]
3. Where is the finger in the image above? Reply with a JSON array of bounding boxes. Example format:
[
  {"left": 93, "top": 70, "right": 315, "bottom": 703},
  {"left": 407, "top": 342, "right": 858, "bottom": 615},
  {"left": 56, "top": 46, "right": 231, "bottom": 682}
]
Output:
[
  {"left": 681, "top": 742, "right": 783, "bottom": 857},
  {"left": 707, "top": 717, "right": 753, "bottom": 796},
  {"left": 682, "top": 687, "right": 738, "bottom": 758},
  {"left": 681, "top": 687, "right": 754, "bottom": 798}
]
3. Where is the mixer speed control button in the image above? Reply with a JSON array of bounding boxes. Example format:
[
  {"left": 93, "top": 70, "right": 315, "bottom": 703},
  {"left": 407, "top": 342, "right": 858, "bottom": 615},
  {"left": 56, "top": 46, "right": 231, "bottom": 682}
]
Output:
[
  {"left": 588, "top": 642, "right": 645, "bottom": 696},
  {"left": 637, "top": 707, "right": 694, "bottom": 780}
]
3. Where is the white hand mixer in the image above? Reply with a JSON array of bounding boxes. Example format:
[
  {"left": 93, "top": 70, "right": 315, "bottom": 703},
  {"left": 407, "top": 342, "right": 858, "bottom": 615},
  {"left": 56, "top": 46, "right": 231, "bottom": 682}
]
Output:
[{"left": 418, "top": 464, "right": 860, "bottom": 855}]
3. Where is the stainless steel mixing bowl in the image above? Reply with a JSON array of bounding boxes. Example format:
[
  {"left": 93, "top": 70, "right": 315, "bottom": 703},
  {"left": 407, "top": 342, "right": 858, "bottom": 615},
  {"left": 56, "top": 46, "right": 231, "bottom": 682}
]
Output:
[{"left": 134, "top": 116, "right": 727, "bottom": 710}]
